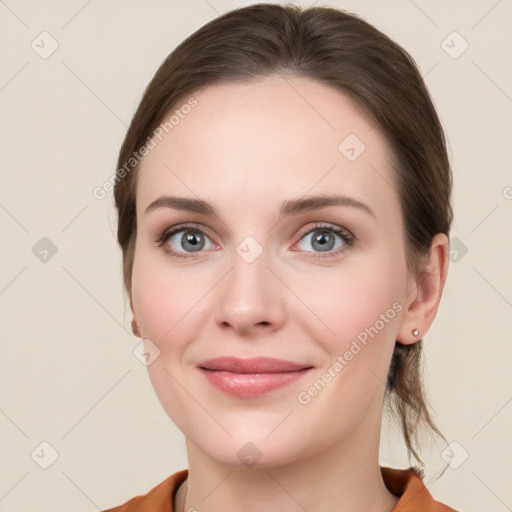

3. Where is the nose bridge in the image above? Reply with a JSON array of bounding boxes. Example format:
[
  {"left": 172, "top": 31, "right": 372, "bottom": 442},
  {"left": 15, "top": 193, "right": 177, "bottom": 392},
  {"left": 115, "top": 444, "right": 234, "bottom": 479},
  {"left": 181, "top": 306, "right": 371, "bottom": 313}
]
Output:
[
  {"left": 214, "top": 233, "right": 283, "bottom": 332},
  {"left": 228, "top": 235, "right": 270, "bottom": 303}
]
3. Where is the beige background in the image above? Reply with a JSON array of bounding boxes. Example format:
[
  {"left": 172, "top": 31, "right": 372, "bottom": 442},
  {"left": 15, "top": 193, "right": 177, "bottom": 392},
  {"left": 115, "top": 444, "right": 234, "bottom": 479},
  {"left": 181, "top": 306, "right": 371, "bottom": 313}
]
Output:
[{"left": 1, "top": 1, "right": 511, "bottom": 511}]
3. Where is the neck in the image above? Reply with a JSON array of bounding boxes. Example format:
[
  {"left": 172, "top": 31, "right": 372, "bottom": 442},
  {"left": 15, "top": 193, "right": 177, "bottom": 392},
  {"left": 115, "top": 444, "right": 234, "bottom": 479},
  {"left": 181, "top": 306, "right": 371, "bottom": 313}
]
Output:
[{"left": 176, "top": 410, "right": 399, "bottom": 512}]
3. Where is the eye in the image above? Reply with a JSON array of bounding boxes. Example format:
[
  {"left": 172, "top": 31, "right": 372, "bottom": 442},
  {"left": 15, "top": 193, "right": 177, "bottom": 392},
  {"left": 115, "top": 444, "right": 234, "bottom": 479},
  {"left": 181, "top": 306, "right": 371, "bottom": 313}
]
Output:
[
  {"left": 156, "top": 222, "right": 355, "bottom": 260},
  {"left": 294, "top": 224, "right": 354, "bottom": 258},
  {"left": 156, "top": 224, "right": 215, "bottom": 259}
]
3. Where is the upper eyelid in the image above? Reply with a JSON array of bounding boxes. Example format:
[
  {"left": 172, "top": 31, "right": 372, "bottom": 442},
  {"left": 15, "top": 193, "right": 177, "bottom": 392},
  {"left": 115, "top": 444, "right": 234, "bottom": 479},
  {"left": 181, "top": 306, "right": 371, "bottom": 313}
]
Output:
[
  {"left": 161, "top": 222, "right": 215, "bottom": 241},
  {"left": 297, "top": 222, "right": 352, "bottom": 236}
]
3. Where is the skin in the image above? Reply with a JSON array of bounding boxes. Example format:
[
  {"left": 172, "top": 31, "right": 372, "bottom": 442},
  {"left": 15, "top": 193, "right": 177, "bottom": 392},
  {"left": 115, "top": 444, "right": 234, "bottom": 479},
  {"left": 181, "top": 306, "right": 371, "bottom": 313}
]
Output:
[{"left": 129, "top": 74, "right": 449, "bottom": 512}]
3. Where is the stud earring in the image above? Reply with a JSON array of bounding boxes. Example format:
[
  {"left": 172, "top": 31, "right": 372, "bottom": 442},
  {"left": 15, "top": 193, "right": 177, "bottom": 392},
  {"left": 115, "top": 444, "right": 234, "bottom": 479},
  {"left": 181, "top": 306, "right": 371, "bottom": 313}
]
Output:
[{"left": 412, "top": 328, "right": 420, "bottom": 337}]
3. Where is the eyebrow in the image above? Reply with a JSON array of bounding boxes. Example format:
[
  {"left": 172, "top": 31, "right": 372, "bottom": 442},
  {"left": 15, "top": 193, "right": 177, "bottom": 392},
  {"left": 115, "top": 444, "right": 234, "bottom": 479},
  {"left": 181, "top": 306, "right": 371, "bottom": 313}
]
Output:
[{"left": 144, "top": 194, "right": 375, "bottom": 219}]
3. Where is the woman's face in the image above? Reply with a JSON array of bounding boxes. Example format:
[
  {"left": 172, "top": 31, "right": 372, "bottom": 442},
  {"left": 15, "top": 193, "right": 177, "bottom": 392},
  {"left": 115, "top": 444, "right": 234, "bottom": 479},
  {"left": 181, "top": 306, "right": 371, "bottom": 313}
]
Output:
[{"left": 131, "top": 75, "right": 414, "bottom": 467}]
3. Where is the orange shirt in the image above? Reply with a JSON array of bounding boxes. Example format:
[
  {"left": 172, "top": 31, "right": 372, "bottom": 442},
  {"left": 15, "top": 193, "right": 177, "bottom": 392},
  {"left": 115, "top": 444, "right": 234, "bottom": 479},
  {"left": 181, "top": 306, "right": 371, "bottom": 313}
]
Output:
[{"left": 102, "top": 466, "right": 459, "bottom": 511}]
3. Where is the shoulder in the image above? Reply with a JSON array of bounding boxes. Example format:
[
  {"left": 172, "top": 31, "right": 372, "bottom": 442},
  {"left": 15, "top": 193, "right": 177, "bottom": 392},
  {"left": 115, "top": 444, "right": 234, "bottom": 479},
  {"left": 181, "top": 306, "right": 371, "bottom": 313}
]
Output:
[
  {"left": 101, "top": 466, "right": 460, "bottom": 511},
  {"left": 101, "top": 469, "right": 188, "bottom": 512},
  {"left": 380, "top": 466, "right": 461, "bottom": 511}
]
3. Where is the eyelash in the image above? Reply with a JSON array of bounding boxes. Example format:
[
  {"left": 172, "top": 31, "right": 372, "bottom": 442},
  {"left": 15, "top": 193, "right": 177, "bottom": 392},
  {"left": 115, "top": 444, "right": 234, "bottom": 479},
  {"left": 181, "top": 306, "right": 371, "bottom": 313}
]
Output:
[{"left": 155, "top": 222, "right": 355, "bottom": 260}]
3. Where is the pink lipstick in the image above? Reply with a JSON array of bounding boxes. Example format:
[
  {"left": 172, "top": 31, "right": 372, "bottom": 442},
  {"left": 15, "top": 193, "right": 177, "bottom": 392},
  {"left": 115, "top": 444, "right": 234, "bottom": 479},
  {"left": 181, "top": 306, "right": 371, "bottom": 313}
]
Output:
[{"left": 197, "top": 356, "right": 313, "bottom": 398}]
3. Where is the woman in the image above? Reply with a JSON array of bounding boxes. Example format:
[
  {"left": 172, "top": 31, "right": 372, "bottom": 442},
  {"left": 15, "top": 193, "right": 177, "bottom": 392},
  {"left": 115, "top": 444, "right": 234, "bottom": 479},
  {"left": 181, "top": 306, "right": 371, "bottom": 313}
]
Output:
[{"left": 104, "top": 4, "right": 458, "bottom": 511}]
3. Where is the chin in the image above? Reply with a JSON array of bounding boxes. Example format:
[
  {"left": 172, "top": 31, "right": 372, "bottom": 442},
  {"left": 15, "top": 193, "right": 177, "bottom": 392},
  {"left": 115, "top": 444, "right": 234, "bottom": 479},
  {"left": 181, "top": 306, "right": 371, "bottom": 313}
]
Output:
[
  {"left": 210, "top": 441, "right": 303, "bottom": 469},
  {"left": 185, "top": 424, "right": 307, "bottom": 469}
]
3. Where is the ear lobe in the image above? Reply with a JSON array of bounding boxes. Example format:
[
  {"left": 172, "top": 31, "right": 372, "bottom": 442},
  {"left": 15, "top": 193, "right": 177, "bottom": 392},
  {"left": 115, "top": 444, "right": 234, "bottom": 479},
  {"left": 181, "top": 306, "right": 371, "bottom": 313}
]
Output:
[
  {"left": 129, "top": 294, "right": 141, "bottom": 338},
  {"left": 397, "top": 233, "right": 449, "bottom": 345},
  {"left": 131, "top": 317, "right": 141, "bottom": 337}
]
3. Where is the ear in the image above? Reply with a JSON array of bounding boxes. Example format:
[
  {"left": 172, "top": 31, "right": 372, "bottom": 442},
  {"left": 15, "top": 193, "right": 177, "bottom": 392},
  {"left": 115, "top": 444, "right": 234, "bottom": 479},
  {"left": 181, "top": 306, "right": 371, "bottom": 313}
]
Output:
[
  {"left": 397, "top": 233, "right": 449, "bottom": 345},
  {"left": 129, "top": 293, "right": 142, "bottom": 338}
]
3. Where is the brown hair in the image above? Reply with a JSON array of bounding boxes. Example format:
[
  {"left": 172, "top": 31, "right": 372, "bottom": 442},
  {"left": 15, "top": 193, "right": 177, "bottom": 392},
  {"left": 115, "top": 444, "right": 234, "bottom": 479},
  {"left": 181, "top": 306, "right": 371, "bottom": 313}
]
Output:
[{"left": 114, "top": 3, "right": 452, "bottom": 475}]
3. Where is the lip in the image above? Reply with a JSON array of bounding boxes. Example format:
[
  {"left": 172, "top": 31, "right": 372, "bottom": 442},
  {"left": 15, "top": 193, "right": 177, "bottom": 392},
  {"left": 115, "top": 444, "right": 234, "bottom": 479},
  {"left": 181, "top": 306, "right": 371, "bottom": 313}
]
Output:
[
  {"left": 198, "top": 357, "right": 314, "bottom": 398},
  {"left": 199, "top": 356, "right": 311, "bottom": 373}
]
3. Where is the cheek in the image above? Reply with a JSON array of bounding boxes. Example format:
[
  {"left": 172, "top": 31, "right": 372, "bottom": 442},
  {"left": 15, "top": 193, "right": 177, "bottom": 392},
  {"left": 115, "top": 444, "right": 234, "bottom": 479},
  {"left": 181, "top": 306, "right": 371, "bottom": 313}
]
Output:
[
  {"left": 293, "top": 260, "right": 405, "bottom": 403},
  {"left": 131, "top": 251, "right": 208, "bottom": 432},
  {"left": 291, "top": 264, "right": 404, "bottom": 427},
  {"left": 131, "top": 247, "right": 224, "bottom": 361},
  {"left": 296, "top": 260, "right": 405, "bottom": 347},
  {"left": 132, "top": 266, "right": 172, "bottom": 338},
  {"left": 131, "top": 250, "right": 194, "bottom": 346}
]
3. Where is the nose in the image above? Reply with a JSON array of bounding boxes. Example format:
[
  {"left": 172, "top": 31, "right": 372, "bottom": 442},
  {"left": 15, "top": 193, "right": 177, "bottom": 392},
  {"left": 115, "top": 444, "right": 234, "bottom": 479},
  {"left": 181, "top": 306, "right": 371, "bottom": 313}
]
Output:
[{"left": 214, "top": 245, "right": 286, "bottom": 337}]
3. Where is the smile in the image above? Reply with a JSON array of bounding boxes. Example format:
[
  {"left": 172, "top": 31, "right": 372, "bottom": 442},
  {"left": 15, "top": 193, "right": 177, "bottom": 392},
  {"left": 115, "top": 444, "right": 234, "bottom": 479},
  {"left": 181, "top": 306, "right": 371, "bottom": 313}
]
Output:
[{"left": 197, "top": 357, "right": 314, "bottom": 398}]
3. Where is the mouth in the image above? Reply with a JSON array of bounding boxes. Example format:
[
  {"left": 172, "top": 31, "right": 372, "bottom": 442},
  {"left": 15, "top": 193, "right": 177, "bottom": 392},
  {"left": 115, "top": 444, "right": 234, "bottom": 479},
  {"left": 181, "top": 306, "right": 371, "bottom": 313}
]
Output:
[{"left": 197, "top": 356, "right": 314, "bottom": 398}]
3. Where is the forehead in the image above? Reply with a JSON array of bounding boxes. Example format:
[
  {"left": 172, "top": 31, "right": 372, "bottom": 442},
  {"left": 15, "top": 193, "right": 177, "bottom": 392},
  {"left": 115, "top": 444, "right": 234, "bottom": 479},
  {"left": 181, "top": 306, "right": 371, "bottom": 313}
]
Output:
[{"left": 136, "top": 75, "right": 399, "bottom": 218}]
